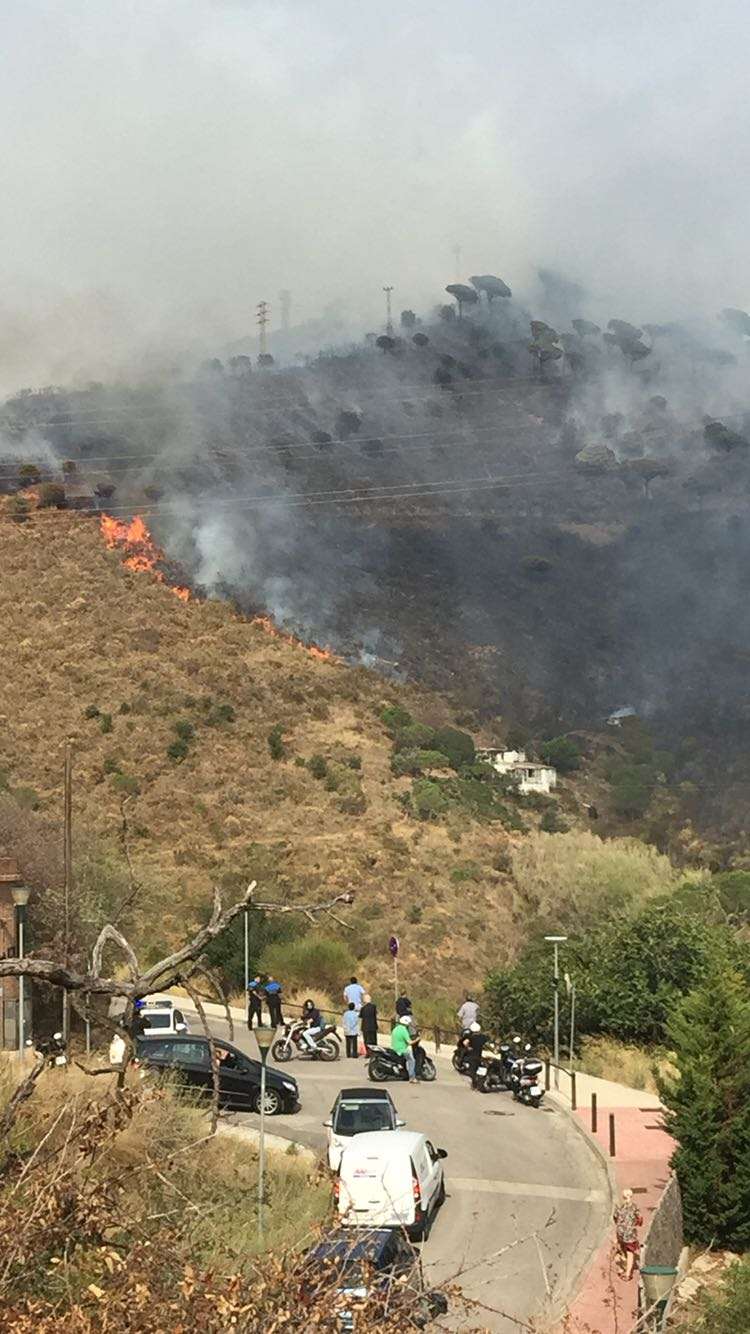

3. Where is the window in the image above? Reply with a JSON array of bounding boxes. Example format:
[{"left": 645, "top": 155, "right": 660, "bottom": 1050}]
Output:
[
  {"left": 177, "top": 1041, "right": 211, "bottom": 1067},
  {"left": 140, "top": 1039, "right": 175, "bottom": 1063},
  {"left": 143, "top": 1012, "right": 172, "bottom": 1029}
]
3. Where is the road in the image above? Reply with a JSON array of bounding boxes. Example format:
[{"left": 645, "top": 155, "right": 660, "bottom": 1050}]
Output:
[{"left": 210, "top": 1018, "right": 610, "bottom": 1332}]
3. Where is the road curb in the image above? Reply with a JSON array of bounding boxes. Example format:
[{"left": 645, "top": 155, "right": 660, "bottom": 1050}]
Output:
[
  {"left": 546, "top": 1091, "right": 616, "bottom": 1322},
  {"left": 217, "top": 1120, "right": 318, "bottom": 1164}
]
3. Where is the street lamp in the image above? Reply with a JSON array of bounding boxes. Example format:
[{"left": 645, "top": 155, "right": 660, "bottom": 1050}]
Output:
[
  {"left": 11, "top": 885, "right": 30, "bottom": 1060},
  {"left": 544, "top": 935, "right": 567, "bottom": 1089},
  {"left": 254, "top": 1024, "right": 277, "bottom": 1244},
  {"left": 564, "top": 971, "right": 576, "bottom": 1071}
]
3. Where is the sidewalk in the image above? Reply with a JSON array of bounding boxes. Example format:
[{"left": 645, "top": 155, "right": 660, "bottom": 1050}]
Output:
[{"left": 554, "top": 1070, "right": 675, "bottom": 1332}]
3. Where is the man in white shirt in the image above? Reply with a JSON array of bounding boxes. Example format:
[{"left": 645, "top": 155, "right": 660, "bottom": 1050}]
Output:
[
  {"left": 457, "top": 994, "right": 479, "bottom": 1030},
  {"left": 343, "top": 976, "right": 365, "bottom": 1010}
]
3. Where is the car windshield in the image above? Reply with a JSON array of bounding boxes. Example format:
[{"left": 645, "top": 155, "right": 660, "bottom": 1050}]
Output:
[
  {"left": 143, "top": 1012, "right": 171, "bottom": 1029},
  {"left": 333, "top": 1101, "right": 394, "bottom": 1135}
]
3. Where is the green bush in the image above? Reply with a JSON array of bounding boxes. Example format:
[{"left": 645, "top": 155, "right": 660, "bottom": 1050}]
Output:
[
  {"left": 539, "top": 736, "right": 581, "bottom": 772},
  {"left": 540, "top": 806, "right": 568, "bottom": 833},
  {"left": 308, "top": 754, "right": 328, "bottom": 779},
  {"left": 268, "top": 724, "right": 285, "bottom": 760},
  {"left": 261, "top": 935, "right": 357, "bottom": 992},
  {"left": 450, "top": 862, "right": 482, "bottom": 883},
  {"left": 689, "top": 1260, "right": 750, "bottom": 1332},
  {"left": 13, "top": 786, "right": 40, "bottom": 811},
  {"left": 610, "top": 763, "right": 655, "bottom": 817},
  {"left": 5, "top": 495, "right": 30, "bottom": 522},
  {"left": 346, "top": 754, "right": 362, "bottom": 770},
  {"left": 103, "top": 754, "right": 121, "bottom": 775},
  {"left": 390, "top": 748, "right": 449, "bottom": 777},
  {"left": 84, "top": 704, "right": 100, "bottom": 719},
  {"left": 174, "top": 719, "right": 195, "bottom": 742},
  {"left": 379, "top": 704, "right": 413, "bottom": 733},
  {"left": 407, "top": 779, "right": 450, "bottom": 820},
  {"left": 36, "top": 482, "right": 66, "bottom": 508},
  {"left": 99, "top": 713, "right": 113, "bottom": 734},
  {"left": 711, "top": 870, "right": 750, "bottom": 919},
  {"left": 112, "top": 773, "right": 140, "bottom": 797},
  {"left": 431, "top": 726, "right": 475, "bottom": 769},
  {"left": 167, "top": 738, "right": 189, "bottom": 762},
  {"left": 205, "top": 702, "right": 236, "bottom": 726},
  {"left": 18, "top": 463, "right": 41, "bottom": 484},
  {"left": 392, "top": 721, "right": 436, "bottom": 752}
]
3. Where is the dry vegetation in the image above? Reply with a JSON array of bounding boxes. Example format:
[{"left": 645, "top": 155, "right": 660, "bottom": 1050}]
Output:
[{"left": 0, "top": 510, "right": 534, "bottom": 991}]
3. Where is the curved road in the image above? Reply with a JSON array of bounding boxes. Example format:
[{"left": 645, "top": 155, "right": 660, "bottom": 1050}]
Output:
[{"left": 212, "top": 1019, "right": 609, "bottom": 1332}]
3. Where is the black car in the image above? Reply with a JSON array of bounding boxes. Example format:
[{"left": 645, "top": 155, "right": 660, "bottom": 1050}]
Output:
[
  {"left": 299, "top": 1227, "right": 448, "bottom": 1331},
  {"left": 134, "top": 1034, "right": 299, "bottom": 1114}
]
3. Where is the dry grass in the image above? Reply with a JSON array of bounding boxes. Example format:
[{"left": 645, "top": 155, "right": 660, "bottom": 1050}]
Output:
[
  {"left": 0, "top": 510, "right": 524, "bottom": 991},
  {"left": 577, "top": 1036, "right": 675, "bottom": 1093}
]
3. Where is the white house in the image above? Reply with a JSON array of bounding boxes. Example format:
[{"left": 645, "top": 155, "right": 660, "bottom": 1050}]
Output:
[{"left": 476, "top": 749, "right": 557, "bottom": 795}]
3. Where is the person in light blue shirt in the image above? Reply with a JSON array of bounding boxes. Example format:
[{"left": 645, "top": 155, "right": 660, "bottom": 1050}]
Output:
[
  {"left": 343, "top": 976, "right": 365, "bottom": 1010},
  {"left": 342, "top": 1002, "right": 360, "bottom": 1058}
]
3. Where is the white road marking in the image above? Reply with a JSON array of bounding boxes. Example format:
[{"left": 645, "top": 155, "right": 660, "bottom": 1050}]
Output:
[{"left": 449, "top": 1177, "right": 606, "bottom": 1203}]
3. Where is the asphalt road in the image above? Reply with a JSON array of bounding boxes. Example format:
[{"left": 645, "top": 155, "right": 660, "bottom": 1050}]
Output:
[{"left": 210, "top": 1020, "right": 610, "bottom": 1332}]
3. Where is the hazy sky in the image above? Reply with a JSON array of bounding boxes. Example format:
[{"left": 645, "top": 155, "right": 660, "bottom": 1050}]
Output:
[{"left": 1, "top": 1, "right": 749, "bottom": 381}]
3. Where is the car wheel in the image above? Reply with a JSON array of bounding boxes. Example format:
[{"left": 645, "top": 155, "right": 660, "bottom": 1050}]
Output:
[
  {"left": 253, "top": 1086, "right": 283, "bottom": 1115},
  {"left": 270, "top": 1040, "right": 291, "bottom": 1062}
]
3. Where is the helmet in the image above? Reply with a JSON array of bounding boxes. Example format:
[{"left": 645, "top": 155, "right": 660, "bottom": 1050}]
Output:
[
  {"left": 303, "top": 998, "right": 314, "bottom": 1011},
  {"left": 469, "top": 1022, "right": 481, "bottom": 1033}
]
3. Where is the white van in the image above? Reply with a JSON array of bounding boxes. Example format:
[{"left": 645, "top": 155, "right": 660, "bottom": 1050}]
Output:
[{"left": 336, "top": 1130, "right": 447, "bottom": 1238}]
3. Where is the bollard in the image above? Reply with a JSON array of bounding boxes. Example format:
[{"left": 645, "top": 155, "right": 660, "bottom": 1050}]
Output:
[
  {"left": 544, "top": 1059, "right": 551, "bottom": 1091},
  {"left": 609, "top": 1113, "right": 616, "bottom": 1158},
  {"left": 571, "top": 1071, "right": 577, "bottom": 1111},
  {"left": 591, "top": 1091, "right": 598, "bottom": 1133}
]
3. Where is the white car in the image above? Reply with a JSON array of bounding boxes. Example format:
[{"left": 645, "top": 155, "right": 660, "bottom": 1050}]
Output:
[
  {"left": 324, "top": 1087, "right": 403, "bottom": 1171},
  {"left": 336, "top": 1130, "right": 447, "bottom": 1239},
  {"left": 139, "top": 998, "right": 189, "bottom": 1035}
]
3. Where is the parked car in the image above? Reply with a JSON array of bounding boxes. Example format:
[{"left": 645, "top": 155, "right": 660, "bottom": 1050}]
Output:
[
  {"left": 324, "top": 1087, "right": 404, "bottom": 1170},
  {"left": 139, "top": 998, "right": 189, "bottom": 1035},
  {"left": 134, "top": 1034, "right": 298, "bottom": 1114},
  {"left": 298, "top": 1227, "right": 448, "bottom": 1331},
  {"left": 336, "top": 1130, "right": 447, "bottom": 1238}
]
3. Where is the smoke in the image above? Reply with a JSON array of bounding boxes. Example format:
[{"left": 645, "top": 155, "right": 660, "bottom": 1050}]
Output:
[{"left": 2, "top": 1, "right": 750, "bottom": 387}]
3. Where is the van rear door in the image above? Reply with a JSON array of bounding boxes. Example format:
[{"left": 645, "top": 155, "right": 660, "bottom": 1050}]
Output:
[{"left": 339, "top": 1148, "right": 413, "bottom": 1227}]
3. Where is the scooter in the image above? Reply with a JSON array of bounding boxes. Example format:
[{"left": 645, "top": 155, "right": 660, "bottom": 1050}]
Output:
[
  {"left": 26, "top": 1032, "right": 68, "bottom": 1067},
  {"left": 452, "top": 1030, "right": 474, "bottom": 1075},
  {"left": 510, "top": 1050, "right": 545, "bottom": 1108},
  {"left": 367, "top": 1045, "right": 437, "bottom": 1083}
]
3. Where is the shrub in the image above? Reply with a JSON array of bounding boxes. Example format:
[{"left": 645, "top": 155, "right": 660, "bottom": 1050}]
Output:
[
  {"left": 539, "top": 736, "right": 581, "bottom": 772},
  {"left": 112, "top": 773, "right": 141, "bottom": 797},
  {"left": 99, "top": 713, "right": 113, "bottom": 734},
  {"left": 36, "top": 481, "right": 66, "bottom": 508},
  {"left": 5, "top": 495, "right": 30, "bottom": 522},
  {"left": 18, "top": 463, "right": 41, "bottom": 484},
  {"left": 308, "top": 754, "right": 328, "bottom": 780},
  {"left": 407, "top": 904, "right": 423, "bottom": 924},
  {"left": 689, "top": 1260, "right": 750, "bottom": 1332},
  {"left": 173, "top": 719, "right": 195, "bottom": 742},
  {"left": 261, "top": 935, "right": 357, "bottom": 992},
  {"left": 103, "top": 754, "right": 121, "bottom": 775},
  {"left": 83, "top": 704, "right": 100, "bottom": 719},
  {"left": 390, "top": 748, "right": 449, "bottom": 777},
  {"left": 540, "top": 806, "right": 568, "bottom": 833},
  {"left": 431, "top": 726, "right": 475, "bottom": 769},
  {"left": 392, "top": 721, "right": 436, "bottom": 752},
  {"left": 346, "top": 754, "right": 362, "bottom": 770},
  {"left": 450, "top": 862, "right": 482, "bottom": 883},
  {"left": 378, "top": 704, "right": 413, "bottom": 733},
  {"left": 610, "top": 763, "right": 655, "bottom": 817},
  {"left": 13, "top": 786, "right": 40, "bottom": 811},
  {"left": 268, "top": 724, "right": 285, "bottom": 760},
  {"left": 205, "top": 702, "right": 236, "bottom": 726},
  {"left": 408, "top": 779, "right": 450, "bottom": 820},
  {"left": 167, "top": 738, "right": 189, "bottom": 762},
  {"left": 712, "top": 870, "right": 750, "bottom": 919}
]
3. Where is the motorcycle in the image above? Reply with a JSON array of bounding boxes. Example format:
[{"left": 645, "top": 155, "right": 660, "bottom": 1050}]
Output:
[
  {"left": 473, "top": 1037, "right": 520, "bottom": 1092},
  {"left": 271, "top": 1019, "right": 340, "bottom": 1063},
  {"left": 509, "top": 1050, "right": 545, "bottom": 1108},
  {"left": 452, "top": 1030, "right": 474, "bottom": 1075},
  {"left": 26, "top": 1032, "right": 68, "bottom": 1067},
  {"left": 367, "top": 1045, "right": 437, "bottom": 1083}
]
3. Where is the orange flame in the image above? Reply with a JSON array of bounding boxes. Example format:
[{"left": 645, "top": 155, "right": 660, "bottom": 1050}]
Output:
[
  {"left": 100, "top": 514, "right": 191, "bottom": 602},
  {"left": 251, "top": 613, "right": 338, "bottom": 663}
]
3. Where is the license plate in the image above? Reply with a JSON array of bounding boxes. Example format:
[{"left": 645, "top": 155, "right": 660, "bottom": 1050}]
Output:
[
  {"left": 477, "top": 1066, "right": 487, "bottom": 1076},
  {"left": 530, "top": 1085, "right": 542, "bottom": 1096}
]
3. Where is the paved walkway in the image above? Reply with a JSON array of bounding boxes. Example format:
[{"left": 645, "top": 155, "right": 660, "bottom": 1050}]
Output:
[{"left": 552, "top": 1071, "right": 675, "bottom": 1333}]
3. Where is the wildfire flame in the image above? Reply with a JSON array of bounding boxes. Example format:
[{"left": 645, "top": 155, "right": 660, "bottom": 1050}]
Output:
[
  {"left": 99, "top": 513, "right": 337, "bottom": 660},
  {"left": 100, "top": 514, "right": 191, "bottom": 601}
]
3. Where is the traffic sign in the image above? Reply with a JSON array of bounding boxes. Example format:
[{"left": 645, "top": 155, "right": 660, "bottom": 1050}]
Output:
[{"left": 388, "top": 935, "right": 399, "bottom": 958}]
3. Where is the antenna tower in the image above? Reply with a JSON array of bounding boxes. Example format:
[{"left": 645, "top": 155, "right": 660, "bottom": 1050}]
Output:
[
  {"left": 383, "top": 285, "right": 394, "bottom": 336},
  {"left": 256, "top": 300, "right": 270, "bottom": 356}
]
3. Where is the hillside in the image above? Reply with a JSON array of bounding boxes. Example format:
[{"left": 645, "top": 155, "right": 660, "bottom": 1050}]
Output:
[{"left": 0, "top": 507, "right": 564, "bottom": 992}]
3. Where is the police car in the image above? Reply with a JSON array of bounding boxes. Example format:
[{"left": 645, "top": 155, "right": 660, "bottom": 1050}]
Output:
[{"left": 139, "top": 998, "right": 189, "bottom": 1035}]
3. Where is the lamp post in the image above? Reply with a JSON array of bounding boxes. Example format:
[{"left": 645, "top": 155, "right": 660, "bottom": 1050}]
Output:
[
  {"left": 11, "top": 885, "right": 30, "bottom": 1059},
  {"left": 243, "top": 906, "right": 249, "bottom": 999},
  {"left": 544, "top": 935, "right": 567, "bottom": 1088},
  {"left": 564, "top": 971, "right": 576, "bottom": 1071},
  {"left": 254, "top": 1024, "right": 276, "bottom": 1245}
]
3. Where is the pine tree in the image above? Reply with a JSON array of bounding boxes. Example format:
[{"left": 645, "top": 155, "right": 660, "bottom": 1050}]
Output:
[{"left": 658, "top": 966, "right": 750, "bottom": 1249}]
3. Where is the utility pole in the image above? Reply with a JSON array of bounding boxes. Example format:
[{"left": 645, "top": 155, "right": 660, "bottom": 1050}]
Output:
[
  {"left": 256, "top": 300, "right": 270, "bottom": 357},
  {"left": 63, "top": 742, "right": 73, "bottom": 1042},
  {"left": 279, "top": 289, "right": 291, "bottom": 333},
  {"left": 545, "top": 935, "right": 567, "bottom": 1089},
  {"left": 383, "top": 285, "right": 394, "bottom": 336}
]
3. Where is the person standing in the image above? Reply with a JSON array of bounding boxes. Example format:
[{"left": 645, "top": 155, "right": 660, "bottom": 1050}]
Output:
[
  {"left": 343, "top": 976, "right": 365, "bottom": 1010},
  {"left": 400, "top": 1006, "right": 425, "bottom": 1079},
  {"left": 390, "top": 1016, "right": 417, "bottom": 1083},
  {"left": 359, "top": 994, "right": 378, "bottom": 1051},
  {"left": 342, "top": 1002, "right": 359, "bottom": 1058},
  {"left": 247, "top": 977, "right": 263, "bottom": 1029},
  {"left": 264, "top": 975, "right": 283, "bottom": 1026},
  {"left": 613, "top": 1188, "right": 643, "bottom": 1281},
  {"left": 457, "top": 994, "right": 479, "bottom": 1031}
]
